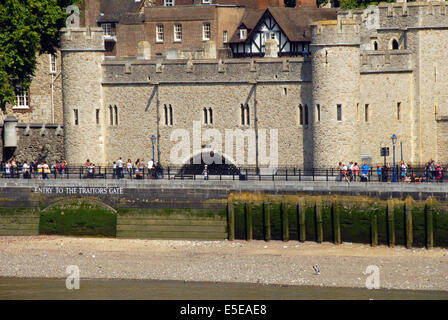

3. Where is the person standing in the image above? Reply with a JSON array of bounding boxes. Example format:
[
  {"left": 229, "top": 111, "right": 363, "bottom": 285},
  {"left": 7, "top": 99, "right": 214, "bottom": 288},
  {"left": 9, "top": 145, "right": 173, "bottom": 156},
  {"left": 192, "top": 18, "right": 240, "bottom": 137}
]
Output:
[
  {"left": 353, "top": 162, "right": 360, "bottom": 182},
  {"left": 117, "top": 157, "right": 123, "bottom": 179},
  {"left": 360, "top": 161, "right": 370, "bottom": 182},
  {"left": 127, "top": 159, "right": 133, "bottom": 179},
  {"left": 148, "top": 159, "right": 154, "bottom": 179},
  {"left": 376, "top": 166, "right": 381, "bottom": 182}
]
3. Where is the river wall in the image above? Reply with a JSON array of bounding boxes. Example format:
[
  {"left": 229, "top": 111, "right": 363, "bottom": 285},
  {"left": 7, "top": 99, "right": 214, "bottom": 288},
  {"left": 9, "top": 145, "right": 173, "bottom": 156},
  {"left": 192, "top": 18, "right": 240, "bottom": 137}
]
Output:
[{"left": 0, "top": 180, "right": 447, "bottom": 248}]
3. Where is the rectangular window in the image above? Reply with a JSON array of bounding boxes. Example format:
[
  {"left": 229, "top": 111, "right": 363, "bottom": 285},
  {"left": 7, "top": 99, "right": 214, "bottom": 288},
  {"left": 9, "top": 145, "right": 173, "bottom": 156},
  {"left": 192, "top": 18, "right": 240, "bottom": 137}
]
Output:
[
  {"left": 202, "top": 0, "right": 212, "bottom": 3},
  {"left": 102, "top": 23, "right": 111, "bottom": 36},
  {"left": 365, "top": 104, "right": 369, "bottom": 122},
  {"left": 240, "top": 29, "right": 247, "bottom": 40},
  {"left": 203, "top": 23, "right": 211, "bottom": 41},
  {"left": 337, "top": 104, "right": 342, "bottom": 121},
  {"left": 174, "top": 24, "right": 182, "bottom": 42},
  {"left": 316, "top": 104, "right": 320, "bottom": 122},
  {"left": 15, "top": 89, "right": 29, "bottom": 109},
  {"left": 156, "top": 25, "right": 164, "bottom": 42},
  {"left": 397, "top": 102, "right": 401, "bottom": 120},
  {"left": 96, "top": 109, "right": 100, "bottom": 125},
  {"left": 50, "top": 54, "right": 57, "bottom": 73},
  {"left": 164, "top": 0, "right": 174, "bottom": 6},
  {"left": 223, "top": 31, "right": 228, "bottom": 43},
  {"left": 73, "top": 109, "right": 79, "bottom": 126}
]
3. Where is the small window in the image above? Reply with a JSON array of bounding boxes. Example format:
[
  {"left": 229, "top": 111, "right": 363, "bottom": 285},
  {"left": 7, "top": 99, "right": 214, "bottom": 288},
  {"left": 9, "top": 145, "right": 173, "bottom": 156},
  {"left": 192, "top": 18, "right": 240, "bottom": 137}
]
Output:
[
  {"left": 169, "top": 105, "right": 173, "bottom": 125},
  {"left": 109, "top": 105, "right": 113, "bottom": 125},
  {"left": 373, "top": 41, "right": 378, "bottom": 51},
  {"left": 304, "top": 105, "right": 309, "bottom": 126},
  {"left": 164, "top": 104, "right": 173, "bottom": 126},
  {"left": 202, "top": 0, "right": 212, "bottom": 3},
  {"left": 73, "top": 109, "right": 79, "bottom": 126},
  {"left": 337, "top": 104, "right": 342, "bottom": 121},
  {"left": 96, "top": 109, "right": 100, "bottom": 125},
  {"left": 164, "top": 0, "right": 174, "bottom": 6},
  {"left": 283, "top": 88, "right": 287, "bottom": 96},
  {"left": 298, "top": 105, "right": 303, "bottom": 126},
  {"left": 365, "top": 104, "right": 369, "bottom": 122},
  {"left": 435, "top": 105, "right": 438, "bottom": 120},
  {"left": 50, "top": 54, "right": 57, "bottom": 73},
  {"left": 241, "top": 104, "right": 249, "bottom": 125},
  {"left": 156, "top": 25, "right": 164, "bottom": 43},
  {"left": 14, "top": 88, "right": 29, "bottom": 109},
  {"left": 209, "top": 108, "right": 213, "bottom": 124},
  {"left": 356, "top": 103, "right": 359, "bottom": 121},
  {"left": 203, "top": 108, "right": 208, "bottom": 124},
  {"left": 391, "top": 39, "right": 399, "bottom": 50},
  {"left": 397, "top": 102, "right": 401, "bottom": 120},
  {"left": 114, "top": 105, "right": 118, "bottom": 125},
  {"left": 240, "top": 29, "right": 247, "bottom": 40},
  {"left": 223, "top": 31, "right": 228, "bottom": 43},
  {"left": 174, "top": 24, "right": 182, "bottom": 42},
  {"left": 203, "top": 23, "right": 211, "bottom": 41},
  {"left": 316, "top": 104, "right": 320, "bottom": 122}
]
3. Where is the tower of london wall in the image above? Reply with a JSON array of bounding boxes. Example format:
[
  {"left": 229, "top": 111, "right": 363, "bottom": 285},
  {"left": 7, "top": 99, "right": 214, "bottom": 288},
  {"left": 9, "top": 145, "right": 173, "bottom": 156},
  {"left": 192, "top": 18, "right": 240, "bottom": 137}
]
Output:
[{"left": 60, "top": 27, "right": 106, "bottom": 165}]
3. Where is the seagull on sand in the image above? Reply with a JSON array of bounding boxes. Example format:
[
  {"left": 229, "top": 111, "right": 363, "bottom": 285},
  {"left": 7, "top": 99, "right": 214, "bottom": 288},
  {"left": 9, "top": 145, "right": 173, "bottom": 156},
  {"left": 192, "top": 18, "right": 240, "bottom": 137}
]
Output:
[{"left": 313, "top": 265, "right": 320, "bottom": 275}]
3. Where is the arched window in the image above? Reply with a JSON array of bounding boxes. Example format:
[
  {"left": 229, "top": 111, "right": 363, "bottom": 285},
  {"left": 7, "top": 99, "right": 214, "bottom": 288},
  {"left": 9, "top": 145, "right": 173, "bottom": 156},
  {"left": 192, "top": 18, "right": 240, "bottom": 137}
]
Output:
[
  {"left": 203, "top": 108, "right": 208, "bottom": 124},
  {"left": 169, "top": 104, "right": 173, "bottom": 125},
  {"left": 209, "top": 108, "right": 213, "bottom": 124},
  {"left": 109, "top": 105, "right": 113, "bottom": 125},
  {"left": 373, "top": 41, "right": 378, "bottom": 51},
  {"left": 304, "top": 104, "right": 309, "bottom": 126},
  {"left": 245, "top": 104, "right": 250, "bottom": 125},
  {"left": 391, "top": 39, "right": 399, "bottom": 50},
  {"left": 298, "top": 104, "right": 303, "bottom": 125},
  {"left": 164, "top": 104, "right": 168, "bottom": 125},
  {"left": 114, "top": 105, "right": 118, "bottom": 125},
  {"left": 241, "top": 104, "right": 245, "bottom": 125}
]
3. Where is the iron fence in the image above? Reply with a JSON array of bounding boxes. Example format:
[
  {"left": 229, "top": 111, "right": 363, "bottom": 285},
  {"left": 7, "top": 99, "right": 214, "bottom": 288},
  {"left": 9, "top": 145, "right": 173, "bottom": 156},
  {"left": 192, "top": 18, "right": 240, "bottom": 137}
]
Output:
[{"left": 0, "top": 163, "right": 445, "bottom": 183}]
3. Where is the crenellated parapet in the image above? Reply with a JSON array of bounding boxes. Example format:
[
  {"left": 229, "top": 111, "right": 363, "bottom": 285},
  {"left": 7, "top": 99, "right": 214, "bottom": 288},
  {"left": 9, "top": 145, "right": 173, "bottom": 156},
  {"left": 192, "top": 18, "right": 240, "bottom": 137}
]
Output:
[
  {"left": 378, "top": 1, "right": 448, "bottom": 29},
  {"left": 102, "top": 58, "right": 312, "bottom": 85},
  {"left": 310, "top": 19, "right": 361, "bottom": 46},
  {"left": 60, "top": 27, "right": 105, "bottom": 51}
]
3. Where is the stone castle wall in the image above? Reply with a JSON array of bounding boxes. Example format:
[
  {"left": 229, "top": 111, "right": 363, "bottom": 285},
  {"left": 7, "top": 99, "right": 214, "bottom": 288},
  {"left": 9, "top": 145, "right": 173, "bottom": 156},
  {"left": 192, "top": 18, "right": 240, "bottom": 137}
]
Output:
[{"left": 58, "top": 2, "right": 448, "bottom": 168}]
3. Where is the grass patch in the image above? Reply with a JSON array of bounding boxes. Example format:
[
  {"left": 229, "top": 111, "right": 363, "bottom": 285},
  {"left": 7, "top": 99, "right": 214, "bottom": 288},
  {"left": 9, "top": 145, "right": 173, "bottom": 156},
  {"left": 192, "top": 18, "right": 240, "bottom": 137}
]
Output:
[{"left": 39, "top": 203, "right": 116, "bottom": 237}]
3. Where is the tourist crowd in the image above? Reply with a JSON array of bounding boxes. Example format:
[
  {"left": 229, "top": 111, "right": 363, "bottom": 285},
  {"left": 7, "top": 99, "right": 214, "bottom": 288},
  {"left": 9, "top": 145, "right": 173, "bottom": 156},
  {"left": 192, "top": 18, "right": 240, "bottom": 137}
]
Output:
[{"left": 337, "top": 159, "right": 445, "bottom": 183}]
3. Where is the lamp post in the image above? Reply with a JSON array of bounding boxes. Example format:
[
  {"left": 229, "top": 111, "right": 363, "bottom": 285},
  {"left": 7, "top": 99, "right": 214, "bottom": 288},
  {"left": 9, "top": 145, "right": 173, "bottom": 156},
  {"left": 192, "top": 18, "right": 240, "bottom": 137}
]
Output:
[
  {"left": 151, "top": 135, "right": 156, "bottom": 162},
  {"left": 392, "top": 134, "right": 397, "bottom": 182}
]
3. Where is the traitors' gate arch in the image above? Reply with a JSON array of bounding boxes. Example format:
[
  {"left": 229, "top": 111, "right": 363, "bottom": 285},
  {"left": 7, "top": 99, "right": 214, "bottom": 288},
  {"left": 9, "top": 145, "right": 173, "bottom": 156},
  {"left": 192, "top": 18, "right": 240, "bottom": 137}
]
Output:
[{"left": 178, "top": 148, "right": 241, "bottom": 176}]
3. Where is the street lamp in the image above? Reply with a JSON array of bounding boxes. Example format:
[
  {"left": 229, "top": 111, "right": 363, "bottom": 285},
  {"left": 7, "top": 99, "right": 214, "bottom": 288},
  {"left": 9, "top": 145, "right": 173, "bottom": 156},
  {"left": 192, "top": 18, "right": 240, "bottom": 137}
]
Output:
[
  {"left": 151, "top": 134, "right": 156, "bottom": 162},
  {"left": 392, "top": 134, "right": 397, "bottom": 182}
]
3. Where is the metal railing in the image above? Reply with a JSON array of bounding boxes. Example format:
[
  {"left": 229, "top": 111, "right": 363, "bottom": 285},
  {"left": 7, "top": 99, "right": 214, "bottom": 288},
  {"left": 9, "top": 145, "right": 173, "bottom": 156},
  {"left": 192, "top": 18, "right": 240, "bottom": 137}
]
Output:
[{"left": 0, "top": 164, "right": 445, "bottom": 182}]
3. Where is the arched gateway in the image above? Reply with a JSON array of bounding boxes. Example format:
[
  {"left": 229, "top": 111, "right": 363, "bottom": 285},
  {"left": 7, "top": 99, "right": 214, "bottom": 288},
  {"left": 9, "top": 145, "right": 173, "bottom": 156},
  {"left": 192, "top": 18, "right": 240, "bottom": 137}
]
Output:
[{"left": 178, "top": 149, "right": 241, "bottom": 176}]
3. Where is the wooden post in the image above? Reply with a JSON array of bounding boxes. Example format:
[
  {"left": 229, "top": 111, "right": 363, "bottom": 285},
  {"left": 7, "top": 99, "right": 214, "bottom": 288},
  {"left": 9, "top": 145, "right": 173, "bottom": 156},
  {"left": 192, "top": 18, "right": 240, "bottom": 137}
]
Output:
[
  {"left": 298, "top": 198, "right": 306, "bottom": 242},
  {"left": 315, "top": 197, "right": 323, "bottom": 243},
  {"left": 263, "top": 202, "right": 271, "bottom": 242},
  {"left": 281, "top": 201, "right": 289, "bottom": 242},
  {"left": 371, "top": 209, "right": 378, "bottom": 247},
  {"left": 387, "top": 200, "right": 395, "bottom": 247},
  {"left": 405, "top": 198, "right": 413, "bottom": 249},
  {"left": 245, "top": 202, "right": 253, "bottom": 241},
  {"left": 425, "top": 198, "right": 434, "bottom": 249},
  {"left": 227, "top": 200, "right": 235, "bottom": 241},
  {"left": 332, "top": 200, "right": 341, "bottom": 244}
]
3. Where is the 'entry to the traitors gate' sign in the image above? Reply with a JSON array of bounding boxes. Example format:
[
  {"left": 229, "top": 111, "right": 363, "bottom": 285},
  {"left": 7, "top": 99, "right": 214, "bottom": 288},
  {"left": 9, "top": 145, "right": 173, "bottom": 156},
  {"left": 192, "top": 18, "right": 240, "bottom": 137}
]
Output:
[{"left": 33, "top": 187, "right": 124, "bottom": 195}]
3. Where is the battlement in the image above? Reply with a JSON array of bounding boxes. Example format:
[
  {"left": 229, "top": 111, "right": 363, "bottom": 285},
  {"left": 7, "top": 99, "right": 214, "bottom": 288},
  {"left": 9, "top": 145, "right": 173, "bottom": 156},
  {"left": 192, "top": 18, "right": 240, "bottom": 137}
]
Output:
[
  {"left": 60, "top": 27, "right": 104, "bottom": 51},
  {"left": 310, "top": 19, "right": 360, "bottom": 46},
  {"left": 101, "top": 58, "right": 312, "bottom": 84},
  {"left": 377, "top": 1, "right": 448, "bottom": 29}
]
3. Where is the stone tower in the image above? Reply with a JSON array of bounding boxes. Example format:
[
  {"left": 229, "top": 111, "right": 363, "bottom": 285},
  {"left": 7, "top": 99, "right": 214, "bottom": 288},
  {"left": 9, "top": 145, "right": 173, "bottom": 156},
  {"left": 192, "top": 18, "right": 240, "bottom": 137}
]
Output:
[
  {"left": 60, "top": 27, "right": 105, "bottom": 165},
  {"left": 310, "top": 19, "right": 361, "bottom": 168}
]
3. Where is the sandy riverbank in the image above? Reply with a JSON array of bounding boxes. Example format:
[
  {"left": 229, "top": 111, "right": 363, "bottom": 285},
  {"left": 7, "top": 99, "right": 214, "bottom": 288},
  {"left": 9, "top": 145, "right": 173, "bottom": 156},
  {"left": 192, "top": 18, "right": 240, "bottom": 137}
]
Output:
[{"left": 0, "top": 236, "right": 447, "bottom": 291}]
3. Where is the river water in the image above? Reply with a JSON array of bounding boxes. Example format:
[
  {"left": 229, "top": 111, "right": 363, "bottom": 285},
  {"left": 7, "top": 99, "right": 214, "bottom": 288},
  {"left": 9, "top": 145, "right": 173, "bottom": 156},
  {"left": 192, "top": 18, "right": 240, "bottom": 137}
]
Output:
[{"left": 0, "top": 278, "right": 447, "bottom": 300}]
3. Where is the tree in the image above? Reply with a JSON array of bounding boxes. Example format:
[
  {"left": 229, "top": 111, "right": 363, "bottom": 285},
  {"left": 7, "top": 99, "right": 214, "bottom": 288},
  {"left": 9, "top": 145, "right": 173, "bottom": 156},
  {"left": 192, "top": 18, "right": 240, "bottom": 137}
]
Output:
[{"left": 0, "top": 0, "right": 80, "bottom": 111}]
